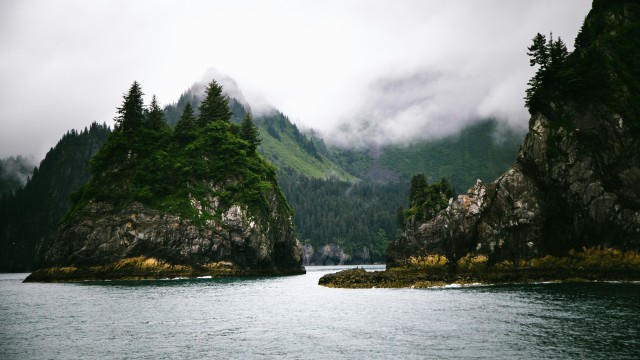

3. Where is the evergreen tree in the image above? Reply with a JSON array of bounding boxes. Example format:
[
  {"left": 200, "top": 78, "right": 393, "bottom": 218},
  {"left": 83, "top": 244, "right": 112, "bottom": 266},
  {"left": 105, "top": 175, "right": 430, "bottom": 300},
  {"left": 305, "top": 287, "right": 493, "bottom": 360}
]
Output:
[
  {"left": 146, "top": 95, "right": 169, "bottom": 131},
  {"left": 549, "top": 34, "right": 568, "bottom": 65},
  {"left": 197, "top": 79, "right": 232, "bottom": 127},
  {"left": 239, "top": 112, "right": 261, "bottom": 152},
  {"left": 142, "top": 95, "right": 171, "bottom": 149},
  {"left": 91, "top": 81, "right": 145, "bottom": 178},
  {"left": 114, "top": 81, "right": 145, "bottom": 134},
  {"left": 527, "top": 33, "right": 549, "bottom": 69},
  {"left": 525, "top": 33, "right": 569, "bottom": 111},
  {"left": 403, "top": 173, "right": 453, "bottom": 225},
  {"left": 173, "top": 102, "right": 197, "bottom": 145},
  {"left": 409, "top": 173, "right": 428, "bottom": 204},
  {"left": 525, "top": 33, "right": 549, "bottom": 109}
]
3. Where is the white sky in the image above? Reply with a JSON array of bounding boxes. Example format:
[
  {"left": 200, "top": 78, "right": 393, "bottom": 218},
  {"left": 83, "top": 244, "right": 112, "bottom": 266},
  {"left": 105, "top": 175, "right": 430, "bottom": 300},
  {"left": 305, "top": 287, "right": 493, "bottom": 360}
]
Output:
[{"left": 0, "top": 0, "right": 591, "bottom": 159}]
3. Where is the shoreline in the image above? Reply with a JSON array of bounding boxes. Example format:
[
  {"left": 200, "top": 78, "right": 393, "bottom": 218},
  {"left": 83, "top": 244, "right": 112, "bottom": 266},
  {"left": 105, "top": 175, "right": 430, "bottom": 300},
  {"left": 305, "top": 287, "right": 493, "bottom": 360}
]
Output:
[
  {"left": 318, "top": 267, "right": 640, "bottom": 289},
  {"left": 319, "top": 249, "right": 640, "bottom": 288},
  {"left": 23, "top": 256, "right": 306, "bottom": 283}
]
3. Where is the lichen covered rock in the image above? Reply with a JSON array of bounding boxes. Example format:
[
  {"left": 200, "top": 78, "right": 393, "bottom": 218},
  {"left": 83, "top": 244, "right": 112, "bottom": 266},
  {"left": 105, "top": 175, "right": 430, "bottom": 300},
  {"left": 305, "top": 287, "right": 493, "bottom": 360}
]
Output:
[
  {"left": 26, "top": 196, "right": 304, "bottom": 282},
  {"left": 26, "top": 173, "right": 306, "bottom": 281}
]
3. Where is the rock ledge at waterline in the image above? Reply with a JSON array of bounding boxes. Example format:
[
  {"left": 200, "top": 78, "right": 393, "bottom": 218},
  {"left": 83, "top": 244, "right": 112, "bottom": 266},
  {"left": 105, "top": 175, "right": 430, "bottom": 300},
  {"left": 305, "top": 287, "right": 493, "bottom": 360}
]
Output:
[{"left": 25, "top": 200, "right": 304, "bottom": 282}]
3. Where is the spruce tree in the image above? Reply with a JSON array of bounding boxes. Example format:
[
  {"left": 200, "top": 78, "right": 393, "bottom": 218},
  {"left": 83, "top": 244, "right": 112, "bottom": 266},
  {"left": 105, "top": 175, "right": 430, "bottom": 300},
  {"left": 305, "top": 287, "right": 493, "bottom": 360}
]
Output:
[
  {"left": 525, "top": 33, "right": 569, "bottom": 112},
  {"left": 143, "top": 95, "right": 171, "bottom": 148},
  {"left": 146, "top": 95, "right": 169, "bottom": 131},
  {"left": 91, "top": 81, "right": 145, "bottom": 177},
  {"left": 527, "top": 33, "right": 549, "bottom": 69},
  {"left": 239, "top": 112, "right": 261, "bottom": 152},
  {"left": 409, "top": 173, "right": 428, "bottom": 204},
  {"left": 173, "top": 102, "right": 197, "bottom": 145},
  {"left": 197, "top": 79, "right": 232, "bottom": 127},
  {"left": 114, "top": 81, "right": 145, "bottom": 134},
  {"left": 549, "top": 35, "right": 568, "bottom": 65}
]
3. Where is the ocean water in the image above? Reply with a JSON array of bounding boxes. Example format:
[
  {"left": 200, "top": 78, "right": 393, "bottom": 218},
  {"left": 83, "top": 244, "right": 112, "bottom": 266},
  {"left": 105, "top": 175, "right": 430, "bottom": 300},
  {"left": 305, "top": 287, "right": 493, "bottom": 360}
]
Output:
[{"left": 1, "top": 265, "right": 639, "bottom": 359}]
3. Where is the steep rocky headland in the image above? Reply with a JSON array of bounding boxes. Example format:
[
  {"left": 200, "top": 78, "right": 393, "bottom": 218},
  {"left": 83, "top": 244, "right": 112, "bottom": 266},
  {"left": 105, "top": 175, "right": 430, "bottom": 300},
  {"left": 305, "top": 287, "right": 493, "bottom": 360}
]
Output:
[
  {"left": 26, "top": 198, "right": 303, "bottom": 282},
  {"left": 25, "top": 80, "right": 304, "bottom": 282},
  {"left": 321, "top": 0, "right": 640, "bottom": 288}
]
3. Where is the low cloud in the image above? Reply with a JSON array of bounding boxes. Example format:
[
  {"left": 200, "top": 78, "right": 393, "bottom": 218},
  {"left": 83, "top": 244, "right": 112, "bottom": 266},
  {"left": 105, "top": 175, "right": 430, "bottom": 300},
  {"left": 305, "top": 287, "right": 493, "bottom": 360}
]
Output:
[
  {"left": 0, "top": 155, "right": 37, "bottom": 187},
  {"left": 0, "top": 0, "right": 591, "bottom": 159},
  {"left": 328, "top": 66, "right": 529, "bottom": 148}
]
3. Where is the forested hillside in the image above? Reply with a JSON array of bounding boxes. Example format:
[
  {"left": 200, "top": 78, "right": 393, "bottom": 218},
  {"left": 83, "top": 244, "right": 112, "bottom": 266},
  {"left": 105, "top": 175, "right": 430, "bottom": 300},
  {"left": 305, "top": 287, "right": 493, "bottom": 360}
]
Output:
[
  {"left": 278, "top": 167, "right": 407, "bottom": 261},
  {"left": 0, "top": 123, "right": 110, "bottom": 271},
  {"left": 328, "top": 120, "right": 524, "bottom": 193}
]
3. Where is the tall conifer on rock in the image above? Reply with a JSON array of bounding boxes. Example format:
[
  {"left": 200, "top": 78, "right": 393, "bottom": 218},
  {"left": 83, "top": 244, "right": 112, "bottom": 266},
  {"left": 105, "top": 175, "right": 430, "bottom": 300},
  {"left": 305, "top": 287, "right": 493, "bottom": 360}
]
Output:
[
  {"left": 240, "top": 112, "right": 261, "bottom": 153},
  {"left": 197, "top": 79, "right": 232, "bottom": 126},
  {"left": 90, "top": 81, "right": 145, "bottom": 188},
  {"left": 146, "top": 95, "right": 171, "bottom": 133},
  {"left": 173, "top": 102, "right": 197, "bottom": 145},
  {"left": 114, "top": 81, "right": 145, "bottom": 134},
  {"left": 525, "top": 33, "right": 569, "bottom": 112},
  {"left": 141, "top": 95, "right": 171, "bottom": 153}
]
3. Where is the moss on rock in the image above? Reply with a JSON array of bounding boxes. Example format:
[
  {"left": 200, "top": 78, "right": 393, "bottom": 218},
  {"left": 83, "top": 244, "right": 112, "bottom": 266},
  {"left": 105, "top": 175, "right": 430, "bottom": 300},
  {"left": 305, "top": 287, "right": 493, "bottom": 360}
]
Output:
[
  {"left": 24, "top": 256, "right": 304, "bottom": 282},
  {"left": 319, "top": 248, "right": 640, "bottom": 288}
]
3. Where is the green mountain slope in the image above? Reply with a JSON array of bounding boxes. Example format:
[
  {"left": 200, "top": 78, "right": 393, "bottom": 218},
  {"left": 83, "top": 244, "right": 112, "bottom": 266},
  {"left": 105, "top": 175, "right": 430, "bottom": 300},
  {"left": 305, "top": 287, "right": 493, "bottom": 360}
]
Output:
[
  {"left": 255, "top": 111, "right": 357, "bottom": 181},
  {"left": 165, "top": 84, "right": 355, "bottom": 182},
  {"left": 327, "top": 120, "right": 524, "bottom": 193}
]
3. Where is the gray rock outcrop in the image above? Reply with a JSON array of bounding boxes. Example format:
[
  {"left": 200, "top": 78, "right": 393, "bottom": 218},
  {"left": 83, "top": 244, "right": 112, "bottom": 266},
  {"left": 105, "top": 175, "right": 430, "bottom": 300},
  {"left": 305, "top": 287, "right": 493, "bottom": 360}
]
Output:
[
  {"left": 40, "top": 197, "right": 304, "bottom": 276},
  {"left": 388, "top": 0, "right": 640, "bottom": 266}
]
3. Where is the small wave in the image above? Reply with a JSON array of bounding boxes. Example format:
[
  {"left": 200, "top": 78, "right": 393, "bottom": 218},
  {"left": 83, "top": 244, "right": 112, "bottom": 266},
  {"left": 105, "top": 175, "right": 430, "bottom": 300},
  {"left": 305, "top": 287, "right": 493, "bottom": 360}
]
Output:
[
  {"left": 427, "top": 282, "right": 490, "bottom": 289},
  {"left": 197, "top": 276, "right": 212, "bottom": 279},
  {"left": 159, "top": 277, "right": 189, "bottom": 281}
]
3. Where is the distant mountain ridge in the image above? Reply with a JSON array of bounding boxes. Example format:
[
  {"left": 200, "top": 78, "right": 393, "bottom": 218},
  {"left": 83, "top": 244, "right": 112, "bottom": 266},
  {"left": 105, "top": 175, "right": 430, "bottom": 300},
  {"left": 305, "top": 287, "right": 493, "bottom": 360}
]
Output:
[{"left": 164, "top": 80, "right": 524, "bottom": 191}]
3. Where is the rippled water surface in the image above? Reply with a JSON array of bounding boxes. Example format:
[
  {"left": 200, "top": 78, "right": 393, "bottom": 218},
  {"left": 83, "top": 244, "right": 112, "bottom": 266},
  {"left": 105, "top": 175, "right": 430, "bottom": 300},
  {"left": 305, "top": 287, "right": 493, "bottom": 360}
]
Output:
[{"left": 1, "top": 266, "right": 639, "bottom": 359}]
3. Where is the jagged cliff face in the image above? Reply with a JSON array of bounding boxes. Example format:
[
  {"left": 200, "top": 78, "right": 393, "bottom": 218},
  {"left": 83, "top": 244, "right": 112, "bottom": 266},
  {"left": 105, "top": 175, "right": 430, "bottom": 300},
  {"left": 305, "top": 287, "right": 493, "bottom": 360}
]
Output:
[
  {"left": 43, "top": 190, "right": 303, "bottom": 275},
  {"left": 388, "top": 0, "right": 640, "bottom": 266}
]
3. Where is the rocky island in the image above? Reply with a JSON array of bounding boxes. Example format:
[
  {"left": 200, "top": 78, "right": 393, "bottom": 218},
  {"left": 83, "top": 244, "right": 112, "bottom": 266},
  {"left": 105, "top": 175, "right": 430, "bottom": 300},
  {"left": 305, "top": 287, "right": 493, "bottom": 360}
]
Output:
[
  {"left": 25, "top": 80, "right": 304, "bottom": 282},
  {"left": 320, "top": 0, "right": 640, "bottom": 288}
]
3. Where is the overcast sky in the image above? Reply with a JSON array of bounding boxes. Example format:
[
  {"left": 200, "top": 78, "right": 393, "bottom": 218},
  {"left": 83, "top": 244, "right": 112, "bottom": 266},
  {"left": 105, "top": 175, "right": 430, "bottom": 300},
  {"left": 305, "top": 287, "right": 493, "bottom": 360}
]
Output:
[{"left": 1, "top": 0, "right": 591, "bottom": 160}]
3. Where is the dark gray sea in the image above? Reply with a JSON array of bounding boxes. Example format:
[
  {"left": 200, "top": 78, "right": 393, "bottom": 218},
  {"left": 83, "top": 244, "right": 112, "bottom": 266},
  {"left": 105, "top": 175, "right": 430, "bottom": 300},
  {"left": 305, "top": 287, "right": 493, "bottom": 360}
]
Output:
[{"left": 1, "top": 265, "right": 639, "bottom": 359}]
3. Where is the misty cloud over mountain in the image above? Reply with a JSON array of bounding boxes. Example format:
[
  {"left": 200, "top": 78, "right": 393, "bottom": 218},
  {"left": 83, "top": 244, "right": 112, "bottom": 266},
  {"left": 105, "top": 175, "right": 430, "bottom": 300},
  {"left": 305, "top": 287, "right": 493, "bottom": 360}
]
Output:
[
  {"left": 0, "top": 0, "right": 591, "bottom": 160},
  {"left": 0, "top": 156, "right": 36, "bottom": 190},
  {"left": 328, "top": 66, "right": 529, "bottom": 148}
]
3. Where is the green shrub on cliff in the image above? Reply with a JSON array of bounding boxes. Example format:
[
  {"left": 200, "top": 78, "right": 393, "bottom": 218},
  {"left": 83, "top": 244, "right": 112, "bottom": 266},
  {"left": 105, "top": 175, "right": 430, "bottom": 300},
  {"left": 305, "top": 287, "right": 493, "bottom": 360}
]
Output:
[{"left": 398, "top": 174, "right": 454, "bottom": 227}]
